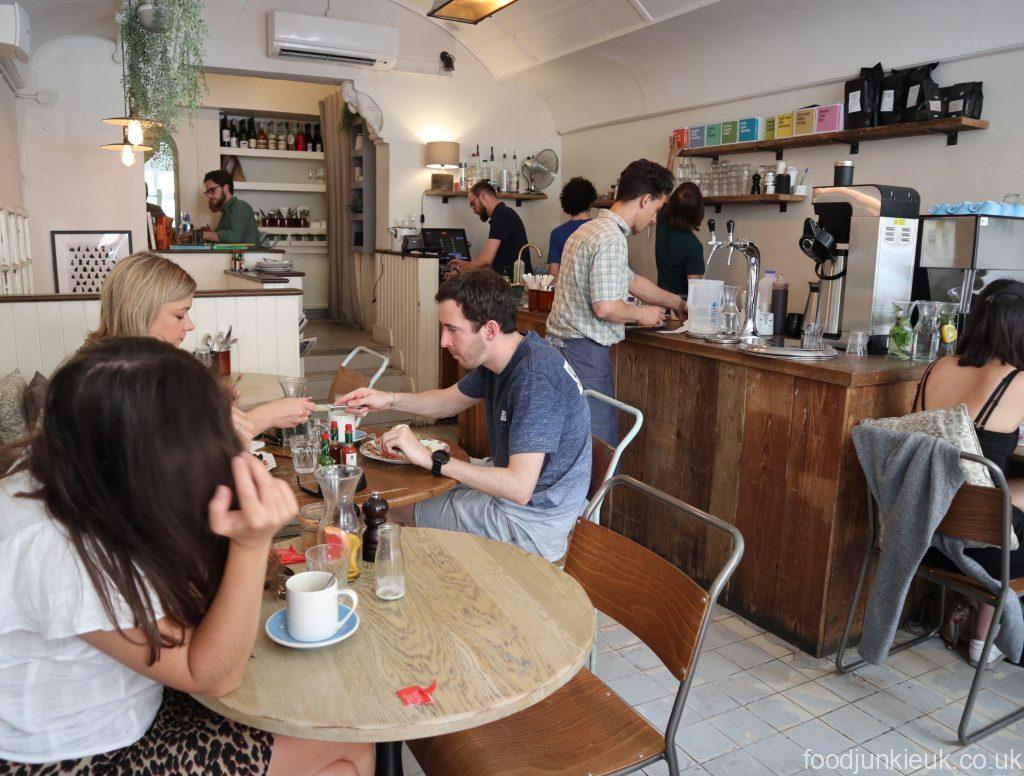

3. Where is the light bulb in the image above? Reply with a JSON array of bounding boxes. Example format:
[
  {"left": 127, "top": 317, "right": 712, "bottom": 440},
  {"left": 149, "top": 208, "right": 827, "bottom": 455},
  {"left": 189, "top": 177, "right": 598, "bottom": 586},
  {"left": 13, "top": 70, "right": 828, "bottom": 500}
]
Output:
[
  {"left": 126, "top": 119, "right": 144, "bottom": 146},
  {"left": 121, "top": 144, "right": 135, "bottom": 167}
]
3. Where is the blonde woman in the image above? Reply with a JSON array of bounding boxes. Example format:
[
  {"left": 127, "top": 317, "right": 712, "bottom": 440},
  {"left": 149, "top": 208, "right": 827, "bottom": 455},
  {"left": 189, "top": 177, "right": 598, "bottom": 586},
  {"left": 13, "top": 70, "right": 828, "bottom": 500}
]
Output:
[{"left": 89, "top": 253, "right": 314, "bottom": 437}]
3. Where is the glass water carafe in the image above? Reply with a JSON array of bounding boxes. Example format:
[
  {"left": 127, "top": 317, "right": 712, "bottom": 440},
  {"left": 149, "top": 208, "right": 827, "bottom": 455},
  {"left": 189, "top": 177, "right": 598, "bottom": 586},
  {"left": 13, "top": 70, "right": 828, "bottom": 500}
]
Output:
[
  {"left": 888, "top": 301, "right": 912, "bottom": 359},
  {"left": 314, "top": 464, "right": 363, "bottom": 581},
  {"left": 911, "top": 301, "right": 941, "bottom": 361},
  {"left": 937, "top": 302, "right": 959, "bottom": 357},
  {"left": 720, "top": 285, "right": 740, "bottom": 335}
]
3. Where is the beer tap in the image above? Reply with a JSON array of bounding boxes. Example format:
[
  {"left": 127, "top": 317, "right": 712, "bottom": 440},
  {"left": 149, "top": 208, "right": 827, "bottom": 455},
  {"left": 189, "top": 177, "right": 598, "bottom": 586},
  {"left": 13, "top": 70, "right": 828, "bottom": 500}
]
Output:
[
  {"left": 706, "top": 218, "right": 725, "bottom": 270},
  {"left": 724, "top": 221, "right": 762, "bottom": 337},
  {"left": 725, "top": 219, "right": 736, "bottom": 268}
]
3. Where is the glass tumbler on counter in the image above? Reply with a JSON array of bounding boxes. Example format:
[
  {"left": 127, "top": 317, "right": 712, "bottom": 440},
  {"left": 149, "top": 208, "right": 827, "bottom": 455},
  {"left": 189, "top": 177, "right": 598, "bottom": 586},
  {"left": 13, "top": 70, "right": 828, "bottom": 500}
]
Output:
[
  {"left": 193, "top": 346, "right": 213, "bottom": 369},
  {"left": 801, "top": 322, "right": 824, "bottom": 351},
  {"left": 846, "top": 330, "right": 869, "bottom": 356},
  {"left": 375, "top": 524, "right": 406, "bottom": 600}
]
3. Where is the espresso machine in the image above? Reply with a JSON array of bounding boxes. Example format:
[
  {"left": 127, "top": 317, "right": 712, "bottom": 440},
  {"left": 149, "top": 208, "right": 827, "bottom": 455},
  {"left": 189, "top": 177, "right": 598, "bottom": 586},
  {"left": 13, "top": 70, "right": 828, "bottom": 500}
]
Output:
[
  {"left": 798, "top": 184, "right": 920, "bottom": 351},
  {"left": 914, "top": 214, "right": 1024, "bottom": 318}
]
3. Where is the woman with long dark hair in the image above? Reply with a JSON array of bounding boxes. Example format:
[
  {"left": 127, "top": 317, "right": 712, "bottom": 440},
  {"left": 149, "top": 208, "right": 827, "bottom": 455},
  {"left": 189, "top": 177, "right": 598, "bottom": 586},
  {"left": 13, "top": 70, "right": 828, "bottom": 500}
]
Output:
[
  {"left": 917, "top": 279, "right": 1024, "bottom": 668},
  {"left": 0, "top": 337, "right": 372, "bottom": 774}
]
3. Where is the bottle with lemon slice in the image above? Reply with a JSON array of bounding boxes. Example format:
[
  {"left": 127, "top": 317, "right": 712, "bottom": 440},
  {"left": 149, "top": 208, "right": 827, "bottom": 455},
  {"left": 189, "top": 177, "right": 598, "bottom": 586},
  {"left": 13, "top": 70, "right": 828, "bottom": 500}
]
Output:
[{"left": 937, "top": 302, "right": 959, "bottom": 357}]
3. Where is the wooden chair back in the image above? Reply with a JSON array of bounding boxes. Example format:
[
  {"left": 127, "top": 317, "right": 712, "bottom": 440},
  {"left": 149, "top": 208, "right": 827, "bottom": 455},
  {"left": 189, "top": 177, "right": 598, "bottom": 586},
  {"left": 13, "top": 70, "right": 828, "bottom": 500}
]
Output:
[
  {"left": 937, "top": 484, "right": 1008, "bottom": 547},
  {"left": 564, "top": 517, "right": 710, "bottom": 682},
  {"left": 587, "top": 434, "right": 616, "bottom": 500},
  {"left": 328, "top": 367, "right": 369, "bottom": 404}
]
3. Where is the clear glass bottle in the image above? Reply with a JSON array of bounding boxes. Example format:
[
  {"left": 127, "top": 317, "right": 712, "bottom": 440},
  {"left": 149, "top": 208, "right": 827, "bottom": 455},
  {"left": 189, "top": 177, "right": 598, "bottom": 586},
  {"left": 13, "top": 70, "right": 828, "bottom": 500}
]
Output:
[
  {"left": 888, "top": 300, "right": 913, "bottom": 359},
  {"left": 720, "top": 284, "right": 740, "bottom": 335},
  {"left": 911, "top": 300, "right": 941, "bottom": 361},
  {"left": 375, "top": 524, "right": 405, "bottom": 600},
  {"left": 314, "top": 464, "right": 363, "bottom": 582},
  {"left": 937, "top": 302, "right": 959, "bottom": 357}
]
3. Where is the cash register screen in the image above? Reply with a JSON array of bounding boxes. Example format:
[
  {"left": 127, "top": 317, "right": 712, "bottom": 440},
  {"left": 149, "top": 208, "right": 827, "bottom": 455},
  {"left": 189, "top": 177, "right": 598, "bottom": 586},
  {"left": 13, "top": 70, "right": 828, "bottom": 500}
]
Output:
[{"left": 421, "top": 228, "right": 470, "bottom": 260}]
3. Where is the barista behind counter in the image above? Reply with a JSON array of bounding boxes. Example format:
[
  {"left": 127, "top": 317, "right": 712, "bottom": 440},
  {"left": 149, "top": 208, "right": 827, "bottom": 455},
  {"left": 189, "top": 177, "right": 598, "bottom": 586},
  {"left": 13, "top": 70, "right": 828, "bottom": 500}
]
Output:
[
  {"left": 448, "top": 180, "right": 530, "bottom": 278},
  {"left": 200, "top": 170, "right": 260, "bottom": 245}
]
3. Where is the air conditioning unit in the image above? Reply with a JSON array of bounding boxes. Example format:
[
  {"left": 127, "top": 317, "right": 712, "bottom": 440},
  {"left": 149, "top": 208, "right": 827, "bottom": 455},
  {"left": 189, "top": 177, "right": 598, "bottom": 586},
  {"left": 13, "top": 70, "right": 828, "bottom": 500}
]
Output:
[
  {"left": 0, "top": 2, "right": 30, "bottom": 90},
  {"left": 268, "top": 12, "right": 397, "bottom": 71}
]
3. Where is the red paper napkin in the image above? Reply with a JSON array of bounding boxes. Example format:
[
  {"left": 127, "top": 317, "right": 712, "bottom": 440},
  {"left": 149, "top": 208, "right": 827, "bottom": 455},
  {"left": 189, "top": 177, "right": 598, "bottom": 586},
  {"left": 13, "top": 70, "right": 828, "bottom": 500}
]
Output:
[
  {"left": 275, "top": 547, "right": 306, "bottom": 565},
  {"left": 397, "top": 680, "right": 438, "bottom": 706}
]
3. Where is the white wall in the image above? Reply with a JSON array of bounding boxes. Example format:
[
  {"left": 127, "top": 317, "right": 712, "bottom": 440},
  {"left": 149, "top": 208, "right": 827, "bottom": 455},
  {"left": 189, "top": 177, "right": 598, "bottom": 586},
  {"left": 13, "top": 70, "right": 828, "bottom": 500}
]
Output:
[
  {"left": 0, "top": 84, "right": 22, "bottom": 209},
  {"left": 562, "top": 46, "right": 1024, "bottom": 298},
  {"left": 199, "top": 0, "right": 563, "bottom": 264},
  {"left": 18, "top": 35, "right": 147, "bottom": 293}
]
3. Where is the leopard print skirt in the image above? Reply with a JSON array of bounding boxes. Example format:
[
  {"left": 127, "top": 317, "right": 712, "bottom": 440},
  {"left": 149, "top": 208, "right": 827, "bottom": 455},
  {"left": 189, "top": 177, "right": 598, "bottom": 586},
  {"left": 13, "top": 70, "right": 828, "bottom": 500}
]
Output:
[{"left": 0, "top": 690, "right": 273, "bottom": 775}]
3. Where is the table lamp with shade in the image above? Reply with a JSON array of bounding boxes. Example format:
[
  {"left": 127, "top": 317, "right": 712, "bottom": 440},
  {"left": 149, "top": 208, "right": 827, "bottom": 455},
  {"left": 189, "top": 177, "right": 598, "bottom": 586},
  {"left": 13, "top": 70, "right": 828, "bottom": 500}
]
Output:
[{"left": 425, "top": 141, "right": 460, "bottom": 190}]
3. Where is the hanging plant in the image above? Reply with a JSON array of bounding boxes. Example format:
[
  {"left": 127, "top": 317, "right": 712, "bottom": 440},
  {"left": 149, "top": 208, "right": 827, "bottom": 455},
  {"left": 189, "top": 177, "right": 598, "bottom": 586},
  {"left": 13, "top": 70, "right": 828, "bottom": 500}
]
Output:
[
  {"left": 146, "top": 132, "right": 176, "bottom": 171},
  {"left": 119, "top": 0, "right": 209, "bottom": 134}
]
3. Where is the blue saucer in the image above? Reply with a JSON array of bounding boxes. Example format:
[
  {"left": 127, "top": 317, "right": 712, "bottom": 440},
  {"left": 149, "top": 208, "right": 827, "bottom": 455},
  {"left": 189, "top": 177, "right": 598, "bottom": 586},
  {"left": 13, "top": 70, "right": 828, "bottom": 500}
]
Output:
[{"left": 265, "top": 605, "right": 360, "bottom": 649}]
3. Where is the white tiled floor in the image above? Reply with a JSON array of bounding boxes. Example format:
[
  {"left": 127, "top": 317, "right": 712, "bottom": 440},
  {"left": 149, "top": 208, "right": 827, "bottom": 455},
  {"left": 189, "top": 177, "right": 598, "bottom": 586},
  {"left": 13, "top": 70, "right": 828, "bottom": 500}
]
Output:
[{"left": 401, "top": 603, "right": 1024, "bottom": 775}]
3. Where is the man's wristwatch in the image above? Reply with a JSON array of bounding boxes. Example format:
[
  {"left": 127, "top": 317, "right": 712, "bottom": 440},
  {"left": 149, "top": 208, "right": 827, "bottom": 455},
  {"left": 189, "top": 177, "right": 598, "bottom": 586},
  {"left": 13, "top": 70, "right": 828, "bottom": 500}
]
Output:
[{"left": 431, "top": 449, "right": 451, "bottom": 476}]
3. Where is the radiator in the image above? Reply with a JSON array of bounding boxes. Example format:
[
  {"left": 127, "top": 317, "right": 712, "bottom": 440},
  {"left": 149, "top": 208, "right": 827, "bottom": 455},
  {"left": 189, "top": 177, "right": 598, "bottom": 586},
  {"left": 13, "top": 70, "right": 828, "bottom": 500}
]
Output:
[
  {"left": 0, "top": 207, "right": 33, "bottom": 295},
  {"left": 372, "top": 252, "right": 440, "bottom": 393}
]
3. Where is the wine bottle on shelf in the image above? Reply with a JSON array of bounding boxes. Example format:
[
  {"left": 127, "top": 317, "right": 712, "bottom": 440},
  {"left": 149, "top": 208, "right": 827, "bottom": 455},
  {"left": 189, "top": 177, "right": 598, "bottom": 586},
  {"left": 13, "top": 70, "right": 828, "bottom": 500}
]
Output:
[
  {"left": 500, "top": 149, "right": 510, "bottom": 192},
  {"left": 305, "top": 123, "right": 313, "bottom": 151},
  {"left": 488, "top": 146, "right": 498, "bottom": 188},
  {"left": 312, "top": 124, "right": 322, "bottom": 153},
  {"left": 286, "top": 123, "right": 296, "bottom": 151},
  {"left": 256, "top": 122, "right": 268, "bottom": 150},
  {"left": 229, "top": 121, "right": 238, "bottom": 148},
  {"left": 296, "top": 123, "right": 306, "bottom": 152},
  {"left": 276, "top": 122, "right": 287, "bottom": 151},
  {"left": 238, "top": 121, "right": 248, "bottom": 149},
  {"left": 248, "top": 117, "right": 256, "bottom": 141},
  {"left": 220, "top": 114, "right": 229, "bottom": 147},
  {"left": 511, "top": 149, "right": 520, "bottom": 193}
]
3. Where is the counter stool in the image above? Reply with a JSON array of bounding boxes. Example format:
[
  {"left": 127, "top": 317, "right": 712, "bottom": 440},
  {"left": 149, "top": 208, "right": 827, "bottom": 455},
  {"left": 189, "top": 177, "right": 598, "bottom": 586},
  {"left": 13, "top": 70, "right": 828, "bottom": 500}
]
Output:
[
  {"left": 836, "top": 450, "right": 1024, "bottom": 745},
  {"left": 582, "top": 389, "right": 643, "bottom": 520},
  {"left": 408, "top": 475, "right": 744, "bottom": 776}
]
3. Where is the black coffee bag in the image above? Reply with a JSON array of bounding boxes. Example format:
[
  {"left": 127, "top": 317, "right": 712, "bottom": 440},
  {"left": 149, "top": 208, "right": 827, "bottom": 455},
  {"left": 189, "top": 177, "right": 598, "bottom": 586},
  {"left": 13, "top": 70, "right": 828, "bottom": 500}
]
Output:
[
  {"left": 845, "top": 62, "right": 884, "bottom": 128},
  {"left": 879, "top": 67, "right": 912, "bottom": 125},
  {"left": 942, "top": 82, "right": 984, "bottom": 119},
  {"left": 901, "top": 62, "right": 942, "bottom": 122}
]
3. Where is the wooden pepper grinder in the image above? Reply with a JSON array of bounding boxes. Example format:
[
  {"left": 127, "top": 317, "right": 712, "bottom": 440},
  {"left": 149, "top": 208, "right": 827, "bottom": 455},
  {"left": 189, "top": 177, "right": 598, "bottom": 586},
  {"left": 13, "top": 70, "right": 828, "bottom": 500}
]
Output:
[{"left": 362, "top": 490, "right": 389, "bottom": 563}]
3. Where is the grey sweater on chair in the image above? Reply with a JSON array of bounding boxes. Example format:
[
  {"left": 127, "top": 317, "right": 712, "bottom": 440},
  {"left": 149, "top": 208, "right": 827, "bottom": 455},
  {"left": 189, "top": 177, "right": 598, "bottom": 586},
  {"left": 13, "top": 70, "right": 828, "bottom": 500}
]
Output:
[{"left": 851, "top": 426, "right": 1023, "bottom": 665}]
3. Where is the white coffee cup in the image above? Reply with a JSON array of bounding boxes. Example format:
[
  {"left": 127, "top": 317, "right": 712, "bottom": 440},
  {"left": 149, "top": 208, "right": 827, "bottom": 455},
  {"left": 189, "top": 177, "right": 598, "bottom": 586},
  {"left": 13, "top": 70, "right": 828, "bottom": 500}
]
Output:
[{"left": 286, "top": 571, "right": 359, "bottom": 642}]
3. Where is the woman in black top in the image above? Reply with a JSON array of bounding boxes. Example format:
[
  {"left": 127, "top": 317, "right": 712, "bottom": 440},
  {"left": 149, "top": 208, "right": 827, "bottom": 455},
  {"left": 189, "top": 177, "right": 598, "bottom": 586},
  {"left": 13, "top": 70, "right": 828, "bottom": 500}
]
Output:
[
  {"left": 916, "top": 280, "right": 1024, "bottom": 666},
  {"left": 655, "top": 182, "right": 705, "bottom": 299}
]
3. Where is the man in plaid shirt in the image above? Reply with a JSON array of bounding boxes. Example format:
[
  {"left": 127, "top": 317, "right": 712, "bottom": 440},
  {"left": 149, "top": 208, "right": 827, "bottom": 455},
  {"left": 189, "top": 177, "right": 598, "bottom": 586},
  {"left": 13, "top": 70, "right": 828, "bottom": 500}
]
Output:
[{"left": 546, "top": 159, "right": 686, "bottom": 444}]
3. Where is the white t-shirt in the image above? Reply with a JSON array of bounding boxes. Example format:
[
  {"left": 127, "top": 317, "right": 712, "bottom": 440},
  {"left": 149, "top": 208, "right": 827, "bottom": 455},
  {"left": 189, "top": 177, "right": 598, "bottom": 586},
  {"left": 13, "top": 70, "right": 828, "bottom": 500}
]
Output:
[{"left": 0, "top": 470, "right": 164, "bottom": 763}]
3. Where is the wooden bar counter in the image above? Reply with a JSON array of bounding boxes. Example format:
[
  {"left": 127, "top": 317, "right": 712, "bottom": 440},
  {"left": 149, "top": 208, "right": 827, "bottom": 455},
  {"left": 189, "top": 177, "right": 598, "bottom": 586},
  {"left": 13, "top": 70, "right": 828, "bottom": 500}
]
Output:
[
  {"left": 610, "top": 330, "right": 925, "bottom": 656},
  {"left": 454, "top": 310, "right": 927, "bottom": 656}
]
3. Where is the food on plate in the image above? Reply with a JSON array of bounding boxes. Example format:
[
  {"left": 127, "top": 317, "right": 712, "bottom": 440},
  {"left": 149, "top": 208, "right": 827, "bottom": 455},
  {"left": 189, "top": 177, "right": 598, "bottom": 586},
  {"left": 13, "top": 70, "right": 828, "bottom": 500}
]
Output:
[{"left": 362, "top": 432, "right": 449, "bottom": 462}]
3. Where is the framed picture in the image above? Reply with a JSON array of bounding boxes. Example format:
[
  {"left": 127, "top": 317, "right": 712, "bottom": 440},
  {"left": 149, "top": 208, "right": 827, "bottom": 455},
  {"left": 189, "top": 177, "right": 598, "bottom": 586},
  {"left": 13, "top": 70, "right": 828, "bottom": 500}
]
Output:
[{"left": 51, "top": 230, "right": 133, "bottom": 294}]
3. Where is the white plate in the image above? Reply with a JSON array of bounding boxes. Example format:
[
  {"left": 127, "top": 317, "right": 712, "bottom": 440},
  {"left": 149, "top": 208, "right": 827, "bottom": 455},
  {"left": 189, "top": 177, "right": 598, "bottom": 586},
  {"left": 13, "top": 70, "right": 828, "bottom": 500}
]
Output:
[
  {"left": 737, "top": 343, "right": 839, "bottom": 360},
  {"left": 360, "top": 437, "right": 450, "bottom": 465},
  {"left": 265, "top": 605, "right": 360, "bottom": 649}
]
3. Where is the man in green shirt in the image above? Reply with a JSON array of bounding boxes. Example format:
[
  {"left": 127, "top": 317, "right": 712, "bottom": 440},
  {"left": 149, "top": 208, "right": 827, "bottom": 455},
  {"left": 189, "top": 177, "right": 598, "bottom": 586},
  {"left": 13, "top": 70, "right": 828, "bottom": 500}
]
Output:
[{"left": 201, "top": 170, "right": 260, "bottom": 245}]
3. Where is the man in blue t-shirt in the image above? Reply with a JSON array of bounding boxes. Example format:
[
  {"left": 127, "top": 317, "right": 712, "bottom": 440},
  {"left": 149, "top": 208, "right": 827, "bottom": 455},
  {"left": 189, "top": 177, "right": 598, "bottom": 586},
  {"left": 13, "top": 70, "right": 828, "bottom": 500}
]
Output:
[
  {"left": 338, "top": 271, "right": 591, "bottom": 561},
  {"left": 547, "top": 177, "right": 598, "bottom": 278}
]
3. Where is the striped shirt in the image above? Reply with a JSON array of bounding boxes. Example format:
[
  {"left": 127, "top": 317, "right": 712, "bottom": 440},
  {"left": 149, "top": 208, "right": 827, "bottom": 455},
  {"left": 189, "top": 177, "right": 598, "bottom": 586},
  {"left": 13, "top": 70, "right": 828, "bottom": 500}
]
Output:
[{"left": 546, "top": 209, "right": 635, "bottom": 347}]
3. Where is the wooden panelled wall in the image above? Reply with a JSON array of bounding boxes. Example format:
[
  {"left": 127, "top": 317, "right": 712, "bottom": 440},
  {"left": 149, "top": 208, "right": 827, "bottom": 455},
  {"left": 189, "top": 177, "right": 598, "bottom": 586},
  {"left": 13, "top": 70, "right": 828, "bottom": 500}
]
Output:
[{"left": 609, "top": 338, "right": 919, "bottom": 656}]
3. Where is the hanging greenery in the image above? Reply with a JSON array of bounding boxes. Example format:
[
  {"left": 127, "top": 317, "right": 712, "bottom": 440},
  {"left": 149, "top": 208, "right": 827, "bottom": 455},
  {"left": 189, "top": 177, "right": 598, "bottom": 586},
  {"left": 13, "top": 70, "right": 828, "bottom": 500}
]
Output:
[
  {"left": 119, "top": 0, "right": 209, "bottom": 134},
  {"left": 146, "top": 133, "right": 176, "bottom": 171}
]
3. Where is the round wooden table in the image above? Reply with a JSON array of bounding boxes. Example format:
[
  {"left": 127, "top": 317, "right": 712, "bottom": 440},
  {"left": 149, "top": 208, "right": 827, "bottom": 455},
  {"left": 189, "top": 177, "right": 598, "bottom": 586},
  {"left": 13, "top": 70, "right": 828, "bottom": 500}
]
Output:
[
  {"left": 194, "top": 528, "right": 594, "bottom": 768},
  {"left": 232, "top": 372, "right": 288, "bottom": 411}
]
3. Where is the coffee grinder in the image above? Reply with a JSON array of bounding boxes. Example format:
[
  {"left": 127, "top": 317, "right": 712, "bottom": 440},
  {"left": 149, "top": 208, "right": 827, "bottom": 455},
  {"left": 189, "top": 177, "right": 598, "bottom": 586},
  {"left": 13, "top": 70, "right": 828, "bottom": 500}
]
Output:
[{"left": 798, "top": 175, "right": 920, "bottom": 352}]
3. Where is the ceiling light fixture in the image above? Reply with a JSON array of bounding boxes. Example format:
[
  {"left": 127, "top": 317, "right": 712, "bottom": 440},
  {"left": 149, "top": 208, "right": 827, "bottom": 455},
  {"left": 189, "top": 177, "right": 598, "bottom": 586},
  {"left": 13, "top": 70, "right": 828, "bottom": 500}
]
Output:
[
  {"left": 427, "top": 0, "right": 520, "bottom": 25},
  {"left": 101, "top": 126, "right": 152, "bottom": 167},
  {"left": 101, "top": 5, "right": 162, "bottom": 163}
]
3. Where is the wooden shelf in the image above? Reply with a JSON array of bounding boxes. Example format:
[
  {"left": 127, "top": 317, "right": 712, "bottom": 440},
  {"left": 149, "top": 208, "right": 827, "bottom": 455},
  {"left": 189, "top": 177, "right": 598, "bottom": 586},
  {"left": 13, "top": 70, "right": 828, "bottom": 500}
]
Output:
[
  {"left": 220, "top": 147, "right": 324, "bottom": 160},
  {"left": 233, "top": 182, "right": 326, "bottom": 193},
  {"left": 677, "top": 117, "right": 988, "bottom": 160},
  {"left": 704, "top": 194, "right": 806, "bottom": 213},
  {"left": 425, "top": 189, "right": 547, "bottom": 207}
]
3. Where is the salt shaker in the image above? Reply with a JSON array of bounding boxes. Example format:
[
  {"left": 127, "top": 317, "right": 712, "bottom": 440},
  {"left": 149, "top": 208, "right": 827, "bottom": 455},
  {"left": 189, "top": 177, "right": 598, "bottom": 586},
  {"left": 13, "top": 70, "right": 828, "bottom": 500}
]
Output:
[{"left": 375, "top": 524, "right": 405, "bottom": 600}]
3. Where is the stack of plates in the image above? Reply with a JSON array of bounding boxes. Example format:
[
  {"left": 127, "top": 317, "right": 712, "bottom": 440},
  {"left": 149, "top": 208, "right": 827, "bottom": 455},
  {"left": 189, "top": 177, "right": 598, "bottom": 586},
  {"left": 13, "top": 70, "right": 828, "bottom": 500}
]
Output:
[
  {"left": 255, "top": 259, "right": 294, "bottom": 275},
  {"left": 737, "top": 343, "right": 839, "bottom": 360}
]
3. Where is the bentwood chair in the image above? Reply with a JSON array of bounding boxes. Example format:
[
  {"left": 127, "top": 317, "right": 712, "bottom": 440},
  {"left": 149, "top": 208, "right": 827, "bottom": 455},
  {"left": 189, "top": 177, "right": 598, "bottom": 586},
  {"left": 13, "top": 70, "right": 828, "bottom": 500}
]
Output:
[
  {"left": 327, "top": 346, "right": 389, "bottom": 427},
  {"left": 408, "top": 475, "right": 744, "bottom": 776},
  {"left": 583, "top": 389, "right": 644, "bottom": 518},
  {"left": 837, "top": 450, "right": 1024, "bottom": 745}
]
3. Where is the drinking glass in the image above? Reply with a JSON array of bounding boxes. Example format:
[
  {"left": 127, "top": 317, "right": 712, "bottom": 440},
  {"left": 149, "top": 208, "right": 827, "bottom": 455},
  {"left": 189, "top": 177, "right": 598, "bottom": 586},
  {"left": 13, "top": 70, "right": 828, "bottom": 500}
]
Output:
[
  {"left": 720, "top": 285, "right": 740, "bottom": 335},
  {"left": 289, "top": 434, "right": 318, "bottom": 474},
  {"left": 193, "top": 346, "right": 213, "bottom": 368},
  {"left": 801, "top": 322, "right": 824, "bottom": 350},
  {"left": 846, "top": 330, "right": 869, "bottom": 356},
  {"left": 305, "top": 543, "right": 348, "bottom": 581},
  {"left": 375, "top": 524, "right": 406, "bottom": 601}
]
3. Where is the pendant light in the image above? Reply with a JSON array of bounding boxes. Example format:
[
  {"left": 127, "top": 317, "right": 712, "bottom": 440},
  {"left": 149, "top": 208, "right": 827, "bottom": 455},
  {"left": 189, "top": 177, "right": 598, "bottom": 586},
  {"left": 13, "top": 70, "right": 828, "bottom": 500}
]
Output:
[
  {"left": 427, "top": 0, "right": 521, "bottom": 25},
  {"left": 101, "top": 3, "right": 161, "bottom": 163}
]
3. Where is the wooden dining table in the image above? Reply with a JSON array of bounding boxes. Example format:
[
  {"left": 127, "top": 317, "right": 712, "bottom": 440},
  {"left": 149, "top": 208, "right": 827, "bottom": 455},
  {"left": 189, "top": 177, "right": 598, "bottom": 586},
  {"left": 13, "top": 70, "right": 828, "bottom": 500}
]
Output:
[{"left": 194, "top": 527, "right": 595, "bottom": 776}]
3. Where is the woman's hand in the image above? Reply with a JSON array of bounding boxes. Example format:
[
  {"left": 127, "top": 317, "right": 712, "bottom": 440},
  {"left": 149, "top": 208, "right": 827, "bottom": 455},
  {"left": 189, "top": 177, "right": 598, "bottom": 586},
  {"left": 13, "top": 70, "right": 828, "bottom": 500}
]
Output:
[
  {"left": 262, "top": 397, "right": 316, "bottom": 429},
  {"left": 232, "top": 407, "right": 255, "bottom": 447},
  {"left": 208, "top": 454, "right": 298, "bottom": 550}
]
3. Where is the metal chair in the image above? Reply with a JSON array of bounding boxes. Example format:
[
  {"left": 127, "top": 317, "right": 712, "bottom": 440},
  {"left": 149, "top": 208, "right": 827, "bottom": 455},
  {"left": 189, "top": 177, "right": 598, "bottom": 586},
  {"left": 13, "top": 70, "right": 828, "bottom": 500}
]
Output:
[
  {"left": 408, "top": 475, "right": 744, "bottom": 776},
  {"left": 327, "top": 346, "right": 389, "bottom": 427},
  {"left": 583, "top": 388, "right": 643, "bottom": 519},
  {"left": 836, "top": 450, "right": 1023, "bottom": 745}
]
